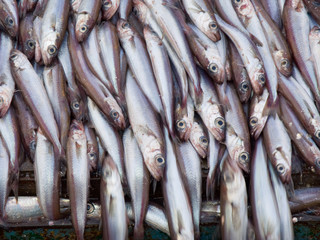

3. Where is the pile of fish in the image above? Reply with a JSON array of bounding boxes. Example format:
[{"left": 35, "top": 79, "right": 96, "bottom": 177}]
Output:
[{"left": 1, "top": 0, "right": 320, "bottom": 239}]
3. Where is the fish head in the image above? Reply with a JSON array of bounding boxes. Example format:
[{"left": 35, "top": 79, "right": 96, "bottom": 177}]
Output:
[
  {"left": 0, "top": 8, "right": 19, "bottom": 37},
  {"left": 189, "top": 122, "right": 208, "bottom": 158},
  {"left": 104, "top": 97, "right": 126, "bottom": 130},
  {"left": 232, "top": 0, "right": 254, "bottom": 19},
  {"left": 249, "top": 111, "right": 268, "bottom": 140},
  {"left": 102, "top": 0, "right": 119, "bottom": 20},
  {"left": 273, "top": 50, "right": 292, "bottom": 77},
  {"left": 205, "top": 102, "right": 225, "bottom": 142},
  {"left": 143, "top": 26, "right": 161, "bottom": 44},
  {"left": 41, "top": 31, "right": 59, "bottom": 65},
  {"left": 101, "top": 156, "right": 120, "bottom": 186},
  {"left": 207, "top": 60, "right": 225, "bottom": 84},
  {"left": 273, "top": 151, "right": 291, "bottom": 183},
  {"left": 70, "top": 97, "right": 85, "bottom": 121},
  {"left": 117, "top": 18, "right": 135, "bottom": 41},
  {"left": 198, "top": 12, "right": 220, "bottom": 42},
  {"left": 87, "top": 143, "right": 98, "bottom": 170},
  {"left": 23, "top": 38, "right": 36, "bottom": 60},
  {"left": 309, "top": 26, "right": 320, "bottom": 41},
  {"left": 250, "top": 60, "right": 265, "bottom": 95},
  {"left": 0, "top": 87, "right": 12, "bottom": 117},
  {"left": 69, "top": 120, "right": 85, "bottom": 142},
  {"left": 75, "top": 13, "right": 93, "bottom": 42},
  {"left": 132, "top": 0, "right": 148, "bottom": 24},
  {"left": 9, "top": 49, "right": 29, "bottom": 71},
  {"left": 175, "top": 116, "right": 193, "bottom": 141}
]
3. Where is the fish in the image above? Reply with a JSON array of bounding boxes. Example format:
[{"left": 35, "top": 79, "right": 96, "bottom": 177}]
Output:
[
  {"left": 117, "top": 18, "right": 163, "bottom": 115},
  {"left": 279, "top": 97, "right": 320, "bottom": 172},
  {"left": 263, "top": 113, "right": 292, "bottom": 183},
  {"left": 283, "top": 0, "right": 320, "bottom": 105},
  {"left": 0, "top": 136, "right": 9, "bottom": 224},
  {"left": 43, "top": 60, "right": 70, "bottom": 151},
  {"left": 32, "top": 16, "right": 42, "bottom": 63},
  {"left": 66, "top": 120, "right": 89, "bottom": 240},
  {"left": 251, "top": 138, "right": 281, "bottom": 240},
  {"left": 102, "top": 0, "right": 120, "bottom": 20},
  {"left": 229, "top": 42, "right": 251, "bottom": 103},
  {"left": 162, "top": 127, "right": 194, "bottom": 239},
  {"left": 175, "top": 140, "right": 202, "bottom": 239},
  {"left": 189, "top": 119, "right": 208, "bottom": 158},
  {"left": 119, "top": 0, "right": 132, "bottom": 20},
  {"left": 18, "top": 0, "right": 28, "bottom": 19},
  {"left": 309, "top": 26, "right": 320, "bottom": 88},
  {"left": 33, "top": 0, "right": 48, "bottom": 16},
  {"left": 260, "top": 0, "right": 282, "bottom": 28},
  {"left": 40, "top": 0, "right": 69, "bottom": 65},
  {"left": 268, "top": 161, "right": 294, "bottom": 240},
  {"left": 123, "top": 127, "right": 150, "bottom": 239},
  {"left": 10, "top": 49, "right": 62, "bottom": 157},
  {"left": 100, "top": 156, "right": 128, "bottom": 240},
  {"left": 84, "top": 124, "right": 99, "bottom": 172},
  {"left": 0, "top": 0, "right": 19, "bottom": 37},
  {"left": 215, "top": 14, "right": 266, "bottom": 96},
  {"left": 87, "top": 98, "right": 126, "bottom": 184},
  {"left": 68, "top": 21, "right": 126, "bottom": 130},
  {"left": 303, "top": 0, "right": 320, "bottom": 25},
  {"left": 143, "top": 0, "right": 202, "bottom": 100},
  {"left": 144, "top": 26, "right": 175, "bottom": 136},
  {"left": 0, "top": 32, "right": 15, "bottom": 118},
  {"left": 12, "top": 92, "right": 38, "bottom": 160},
  {"left": 34, "top": 128, "right": 60, "bottom": 220},
  {"left": 249, "top": 88, "right": 269, "bottom": 139},
  {"left": 197, "top": 68, "right": 225, "bottom": 142},
  {"left": 125, "top": 70, "right": 165, "bottom": 181},
  {"left": 181, "top": 0, "right": 220, "bottom": 42},
  {"left": 220, "top": 157, "right": 248, "bottom": 240},
  {"left": 289, "top": 187, "right": 320, "bottom": 213},
  {"left": 75, "top": 0, "right": 101, "bottom": 42},
  {"left": 19, "top": 13, "right": 36, "bottom": 60}
]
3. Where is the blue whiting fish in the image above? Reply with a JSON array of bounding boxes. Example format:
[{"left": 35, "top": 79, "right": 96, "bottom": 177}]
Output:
[
  {"left": 0, "top": 0, "right": 19, "bottom": 37},
  {"left": 102, "top": 0, "right": 119, "bottom": 20},
  {"left": 189, "top": 119, "right": 208, "bottom": 158},
  {"left": 0, "top": 136, "right": 9, "bottom": 225},
  {"left": 84, "top": 124, "right": 99, "bottom": 172}
]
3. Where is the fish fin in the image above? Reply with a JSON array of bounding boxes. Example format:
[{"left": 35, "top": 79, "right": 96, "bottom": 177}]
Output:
[{"left": 249, "top": 34, "right": 263, "bottom": 47}]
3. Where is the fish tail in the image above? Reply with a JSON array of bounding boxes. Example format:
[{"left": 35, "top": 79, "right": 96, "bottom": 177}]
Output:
[
  {"left": 206, "top": 174, "right": 215, "bottom": 201},
  {"left": 133, "top": 225, "right": 145, "bottom": 240}
]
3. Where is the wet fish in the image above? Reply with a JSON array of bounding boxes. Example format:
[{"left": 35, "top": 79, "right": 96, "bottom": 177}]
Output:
[
  {"left": 289, "top": 187, "right": 320, "bottom": 213},
  {"left": 119, "top": 0, "right": 132, "bottom": 20},
  {"left": 75, "top": 0, "right": 101, "bottom": 42},
  {"left": 58, "top": 33, "right": 86, "bottom": 121},
  {"left": 0, "top": 33, "right": 15, "bottom": 118},
  {"left": 0, "top": 136, "right": 9, "bottom": 224},
  {"left": 251, "top": 138, "right": 281, "bottom": 240},
  {"left": 175, "top": 140, "right": 202, "bottom": 239},
  {"left": 43, "top": 60, "right": 70, "bottom": 151},
  {"left": 84, "top": 124, "right": 98, "bottom": 171},
  {"left": 162, "top": 127, "right": 194, "bottom": 239},
  {"left": 144, "top": 26, "right": 174, "bottom": 136},
  {"left": 181, "top": 0, "right": 220, "bottom": 42},
  {"left": 197, "top": 68, "right": 225, "bottom": 142},
  {"left": 87, "top": 98, "right": 126, "bottom": 183},
  {"left": 100, "top": 156, "right": 128, "bottom": 240},
  {"left": 34, "top": 128, "right": 60, "bottom": 220},
  {"left": 102, "top": 0, "right": 120, "bottom": 20},
  {"left": 33, "top": 0, "right": 48, "bottom": 16},
  {"left": 12, "top": 92, "right": 38, "bottom": 160},
  {"left": 263, "top": 113, "right": 292, "bottom": 183},
  {"left": 309, "top": 26, "right": 320, "bottom": 88},
  {"left": 123, "top": 128, "right": 149, "bottom": 239},
  {"left": 32, "top": 16, "right": 42, "bottom": 63},
  {"left": 220, "top": 157, "right": 248, "bottom": 240},
  {"left": 40, "top": 0, "right": 69, "bottom": 65},
  {"left": 0, "top": 0, "right": 19, "bottom": 37},
  {"left": 303, "top": 0, "right": 320, "bottom": 25},
  {"left": 229, "top": 42, "right": 251, "bottom": 103},
  {"left": 189, "top": 119, "right": 208, "bottom": 158},
  {"left": 67, "top": 120, "right": 89, "bottom": 240},
  {"left": 143, "top": 0, "right": 202, "bottom": 100},
  {"left": 10, "top": 49, "right": 62, "bottom": 157},
  {"left": 117, "top": 18, "right": 163, "bottom": 115},
  {"left": 125, "top": 70, "right": 165, "bottom": 181},
  {"left": 260, "top": 0, "right": 282, "bottom": 28},
  {"left": 68, "top": 21, "right": 126, "bottom": 130},
  {"left": 19, "top": 13, "right": 35, "bottom": 60}
]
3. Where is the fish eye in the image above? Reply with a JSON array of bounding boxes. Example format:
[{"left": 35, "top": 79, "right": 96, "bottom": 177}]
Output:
[
  {"left": 280, "top": 59, "right": 288, "bottom": 68},
  {"left": 89, "top": 152, "right": 96, "bottom": 160},
  {"left": 72, "top": 102, "right": 80, "bottom": 110},
  {"left": 27, "top": 40, "right": 35, "bottom": 50},
  {"left": 176, "top": 120, "right": 186, "bottom": 131},
  {"left": 249, "top": 117, "right": 258, "bottom": 127},
  {"left": 199, "top": 136, "right": 208, "bottom": 146},
  {"left": 234, "top": 0, "right": 242, "bottom": 3},
  {"left": 87, "top": 202, "right": 95, "bottom": 214},
  {"left": 5, "top": 16, "right": 14, "bottom": 27},
  {"left": 102, "top": 0, "right": 112, "bottom": 9},
  {"left": 155, "top": 154, "right": 165, "bottom": 166},
  {"left": 30, "top": 140, "right": 36, "bottom": 150},
  {"left": 10, "top": 53, "right": 18, "bottom": 60},
  {"left": 80, "top": 24, "right": 88, "bottom": 33},
  {"left": 239, "top": 152, "right": 249, "bottom": 164},
  {"left": 47, "top": 45, "right": 57, "bottom": 55},
  {"left": 110, "top": 110, "right": 119, "bottom": 120},
  {"left": 276, "top": 164, "right": 285, "bottom": 174},
  {"left": 240, "top": 82, "right": 249, "bottom": 92},
  {"left": 214, "top": 117, "right": 225, "bottom": 129},
  {"left": 122, "top": 22, "right": 130, "bottom": 29},
  {"left": 133, "top": 7, "right": 139, "bottom": 16},
  {"left": 258, "top": 74, "right": 265, "bottom": 84},
  {"left": 208, "top": 63, "right": 218, "bottom": 73},
  {"left": 315, "top": 130, "right": 320, "bottom": 140},
  {"left": 209, "top": 22, "right": 217, "bottom": 30}
]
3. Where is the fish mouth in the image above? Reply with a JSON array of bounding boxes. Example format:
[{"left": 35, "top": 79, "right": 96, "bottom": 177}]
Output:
[
  {"left": 0, "top": 93, "right": 10, "bottom": 117},
  {"left": 250, "top": 122, "right": 265, "bottom": 140},
  {"left": 280, "top": 170, "right": 292, "bottom": 184}
]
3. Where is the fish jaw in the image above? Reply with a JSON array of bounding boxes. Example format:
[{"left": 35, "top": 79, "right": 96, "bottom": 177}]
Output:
[
  {"left": 41, "top": 31, "right": 58, "bottom": 66},
  {"left": 201, "top": 103, "right": 225, "bottom": 142},
  {"left": 176, "top": 116, "right": 193, "bottom": 141},
  {"left": 273, "top": 150, "right": 291, "bottom": 183},
  {"left": 104, "top": 97, "right": 126, "bottom": 130},
  {"left": 189, "top": 123, "right": 208, "bottom": 158},
  {"left": 75, "top": 13, "right": 92, "bottom": 42}
]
